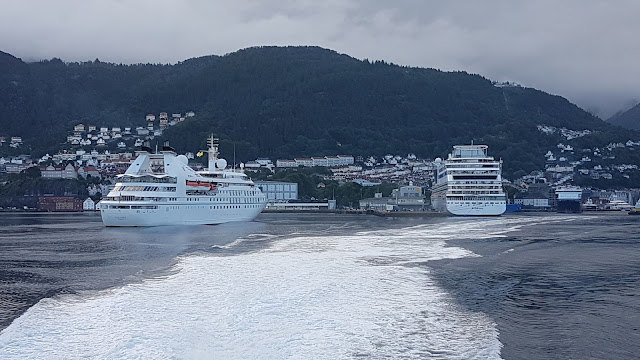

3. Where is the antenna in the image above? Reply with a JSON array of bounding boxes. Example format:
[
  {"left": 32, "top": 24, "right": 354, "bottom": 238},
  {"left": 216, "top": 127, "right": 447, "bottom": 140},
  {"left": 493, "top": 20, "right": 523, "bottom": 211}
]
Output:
[{"left": 233, "top": 143, "right": 236, "bottom": 171}]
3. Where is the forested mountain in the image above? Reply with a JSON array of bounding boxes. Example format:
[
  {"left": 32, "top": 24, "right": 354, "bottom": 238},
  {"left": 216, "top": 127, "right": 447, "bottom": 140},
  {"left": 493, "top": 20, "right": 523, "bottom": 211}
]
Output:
[
  {"left": 1, "top": 46, "right": 638, "bottom": 177},
  {"left": 608, "top": 102, "right": 640, "bottom": 130}
]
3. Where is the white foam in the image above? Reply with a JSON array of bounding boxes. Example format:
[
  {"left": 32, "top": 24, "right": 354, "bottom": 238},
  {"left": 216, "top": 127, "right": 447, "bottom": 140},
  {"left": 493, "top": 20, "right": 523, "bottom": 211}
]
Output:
[{"left": 0, "top": 218, "right": 530, "bottom": 359}]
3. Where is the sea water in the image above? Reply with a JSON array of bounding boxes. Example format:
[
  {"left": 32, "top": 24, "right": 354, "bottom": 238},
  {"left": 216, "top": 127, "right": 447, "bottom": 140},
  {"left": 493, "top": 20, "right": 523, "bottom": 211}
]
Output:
[{"left": 0, "top": 212, "right": 639, "bottom": 359}]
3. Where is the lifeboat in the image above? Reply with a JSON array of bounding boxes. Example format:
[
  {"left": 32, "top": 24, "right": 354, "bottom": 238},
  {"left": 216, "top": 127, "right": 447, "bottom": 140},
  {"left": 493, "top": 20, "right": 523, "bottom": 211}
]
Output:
[{"left": 186, "top": 180, "right": 213, "bottom": 190}]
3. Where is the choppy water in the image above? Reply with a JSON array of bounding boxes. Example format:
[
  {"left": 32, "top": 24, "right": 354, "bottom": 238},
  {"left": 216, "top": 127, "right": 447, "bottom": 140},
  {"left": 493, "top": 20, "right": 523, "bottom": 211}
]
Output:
[{"left": 0, "top": 212, "right": 639, "bottom": 359}]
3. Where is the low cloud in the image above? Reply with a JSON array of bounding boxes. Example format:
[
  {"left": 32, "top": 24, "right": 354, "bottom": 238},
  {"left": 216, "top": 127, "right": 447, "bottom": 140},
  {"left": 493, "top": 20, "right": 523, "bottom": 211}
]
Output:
[{"left": 1, "top": 0, "right": 638, "bottom": 117}]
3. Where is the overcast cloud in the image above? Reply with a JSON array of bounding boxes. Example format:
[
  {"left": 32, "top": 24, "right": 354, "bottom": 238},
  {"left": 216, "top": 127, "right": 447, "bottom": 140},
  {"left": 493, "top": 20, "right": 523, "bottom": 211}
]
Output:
[{"left": 1, "top": 0, "right": 639, "bottom": 117}]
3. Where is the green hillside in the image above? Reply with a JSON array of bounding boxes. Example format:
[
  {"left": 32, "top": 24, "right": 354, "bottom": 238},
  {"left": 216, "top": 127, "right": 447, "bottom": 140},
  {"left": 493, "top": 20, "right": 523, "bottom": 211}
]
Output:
[
  {"left": 0, "top": 46, "right": 637, "bottom": 177},
  {"left": 608, "top": 102, "right": 640, "bottom": 130}
]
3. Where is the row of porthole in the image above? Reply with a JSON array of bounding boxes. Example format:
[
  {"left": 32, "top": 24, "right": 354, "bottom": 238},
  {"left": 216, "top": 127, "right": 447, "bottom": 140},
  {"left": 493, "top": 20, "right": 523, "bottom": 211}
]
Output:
[
  {"left": 449, "top": 202, "right": 504, "bottom": 205},
  {"left": 162, "top": 205, "right": 263, "bottom": 209}
]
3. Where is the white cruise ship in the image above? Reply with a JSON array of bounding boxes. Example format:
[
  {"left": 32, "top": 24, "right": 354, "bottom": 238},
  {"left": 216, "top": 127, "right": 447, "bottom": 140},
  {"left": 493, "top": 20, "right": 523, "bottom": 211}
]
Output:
[
  {"left": 431, "top": 144, "right": 506, "bottom": 216},
  {"left": 100, "top": 136, "right": 266, "bottom": 226}
]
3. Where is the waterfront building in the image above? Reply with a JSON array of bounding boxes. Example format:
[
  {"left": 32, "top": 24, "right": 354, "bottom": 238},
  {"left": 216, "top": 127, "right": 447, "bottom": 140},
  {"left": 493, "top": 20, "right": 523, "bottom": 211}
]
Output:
[
  {"left": 83, "top": 198, "right": 96, "bottom": 211},
  {"left": 38, "top": 197, "right": 83, "bottom": 212},
  {"left": 254, "top": 181, "right": 298, "bottom": 202}
]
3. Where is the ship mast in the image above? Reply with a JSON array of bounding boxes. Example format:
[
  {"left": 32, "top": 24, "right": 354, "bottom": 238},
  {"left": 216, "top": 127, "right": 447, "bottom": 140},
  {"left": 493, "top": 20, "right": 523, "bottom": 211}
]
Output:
[{"left": 207, "top": 134, "right": 219, "bottom": 171}]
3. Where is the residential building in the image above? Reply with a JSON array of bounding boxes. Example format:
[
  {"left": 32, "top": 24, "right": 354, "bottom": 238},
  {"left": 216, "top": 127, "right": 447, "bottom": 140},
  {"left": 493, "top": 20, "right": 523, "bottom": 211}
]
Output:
[
  {"left": 294, "top": 158, "right": 313, "bottom": 167},
  {"left": 5, "top": 163, "right": 31, "bottom": 173},
  {"left": 276, "top": 159, "right": 297, "bottom": 168},
  {"left": 312, "top": 157, "right": 329, "bottom": 167},
  {"left": 83, "top": 198, "right": 96, "bottom": 211},
  {"left": 337, "top": 155, "right": 355, "bottom": 165}
]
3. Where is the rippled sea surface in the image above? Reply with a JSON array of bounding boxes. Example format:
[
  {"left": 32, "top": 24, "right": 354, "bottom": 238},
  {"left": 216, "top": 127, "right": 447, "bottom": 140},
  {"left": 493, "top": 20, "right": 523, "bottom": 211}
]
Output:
[{"left": 0, "top": 212, "right": 638, "bottom": 359}]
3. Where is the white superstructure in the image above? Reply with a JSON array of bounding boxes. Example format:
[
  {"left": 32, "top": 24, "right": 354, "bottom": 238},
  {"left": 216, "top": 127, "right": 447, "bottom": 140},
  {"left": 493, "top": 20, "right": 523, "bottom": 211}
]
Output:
[
  {"left": 100, "top": 136, "right": 266, "bottom": 226},
  {"left": 431, "top": 144, "right": 506, "bottom": 216},
  {"left": 555, "top": 186, "right": 582, "bottom": 213}
]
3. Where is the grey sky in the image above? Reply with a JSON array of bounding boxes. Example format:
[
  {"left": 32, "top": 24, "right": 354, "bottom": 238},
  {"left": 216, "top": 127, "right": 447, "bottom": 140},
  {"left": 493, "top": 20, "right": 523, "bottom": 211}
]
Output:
[{"left": 1, "top": 0, "right": 639, "bottom": 118}]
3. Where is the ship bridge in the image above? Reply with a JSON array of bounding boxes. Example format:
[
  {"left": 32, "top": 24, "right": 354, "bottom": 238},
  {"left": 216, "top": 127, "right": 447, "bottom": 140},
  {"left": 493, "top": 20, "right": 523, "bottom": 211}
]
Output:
[{"left": 449, "top": 145, "right": 488, "bottom": 159}]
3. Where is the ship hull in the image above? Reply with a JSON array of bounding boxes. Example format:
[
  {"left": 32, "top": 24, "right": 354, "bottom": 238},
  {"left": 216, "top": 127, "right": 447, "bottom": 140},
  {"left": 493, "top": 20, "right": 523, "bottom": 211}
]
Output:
[
  {"left": 445, "top": 201, "right": 506, "bottom": 216},
  {"left": 557, "top": 200, "right": 582, "bottom": 213},
  {"left": 101, "top": 202, "right": 265, "bottom": 226},
  {"left": 431, "top": 195, "right": 506, "bottom": 216}
]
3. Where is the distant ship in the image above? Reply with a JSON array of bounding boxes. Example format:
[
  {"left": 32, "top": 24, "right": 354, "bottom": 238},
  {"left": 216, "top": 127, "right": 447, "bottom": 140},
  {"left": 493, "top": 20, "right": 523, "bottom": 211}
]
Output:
[
  {"left": 555, "top": 186, "right": 582, "bottom": 213},
  {"left": 431, "top": 144, "right": 506, "bottom": 216},
  {"left": 606, "top": 199, "right": 634, "bottom": 211},
  {"left": 100, "top": 136, "right": 266, "bottom": 226},
  {"left": 629, "top": 200, "right": 640, "bottom": 215}
]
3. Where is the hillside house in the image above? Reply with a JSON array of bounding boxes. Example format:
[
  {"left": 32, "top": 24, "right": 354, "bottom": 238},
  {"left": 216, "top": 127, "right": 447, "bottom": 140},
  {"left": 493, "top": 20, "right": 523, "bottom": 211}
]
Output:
[
  {"left": 276, "top": 159, "right": 297, "bottom": 168},
  {"left": 312, "top": 157, "right": 329, "bottom": 167},
  {"left": 294, "top": 158, "right": 313, "bottom": 167}
]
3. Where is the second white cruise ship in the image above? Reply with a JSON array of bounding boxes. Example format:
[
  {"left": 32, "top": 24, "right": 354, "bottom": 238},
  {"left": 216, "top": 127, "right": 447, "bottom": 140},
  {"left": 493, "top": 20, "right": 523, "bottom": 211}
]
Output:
[
  {"left": 431, "top": 144, "right": 506, "bottom": 216},
  {"left": 100, "top": 136, "right": 267, "bottom": 226}
]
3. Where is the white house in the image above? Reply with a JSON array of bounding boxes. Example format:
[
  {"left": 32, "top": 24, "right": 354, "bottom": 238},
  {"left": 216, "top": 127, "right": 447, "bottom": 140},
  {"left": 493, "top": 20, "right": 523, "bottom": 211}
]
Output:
[
  {"left": 276, "top": 159, "right": 297, "bottom": 168},
  {"left": 312, "top": 157, "right": 329, "bottom": 167},
  {"left": 83, "top": 198, "right": 96, "bottom": 211},
  {"left": 295, "top": 158, "right": 313, "bottom": 167}
]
